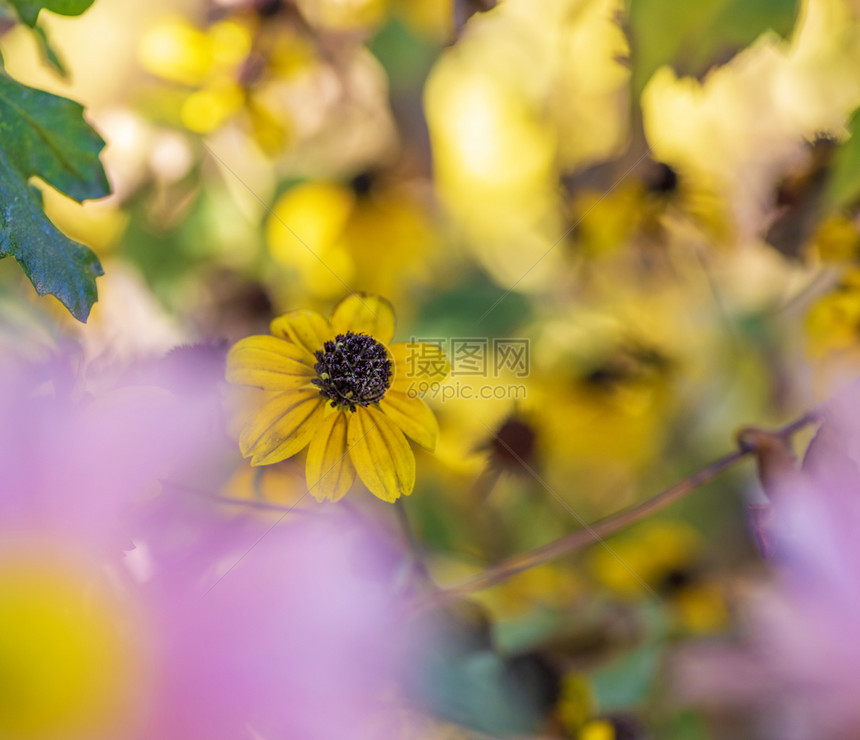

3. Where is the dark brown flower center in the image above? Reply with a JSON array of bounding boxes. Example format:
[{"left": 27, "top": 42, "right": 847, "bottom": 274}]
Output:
[{"left": 312, "top": 331, "right": 392, "bottom": 412}]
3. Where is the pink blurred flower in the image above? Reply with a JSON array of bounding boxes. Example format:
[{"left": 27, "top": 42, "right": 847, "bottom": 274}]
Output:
[
  {"left": 0, "top": 353, "right": 407, "bottom": 739},
  {"left": 675, "top": 388, "right": 860, "bottom": 739}
]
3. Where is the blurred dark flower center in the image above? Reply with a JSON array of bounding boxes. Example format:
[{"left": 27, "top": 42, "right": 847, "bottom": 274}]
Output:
[
  {"left": 646, "top": 161, "right": 678, "bottom": 194},
  {"left": 313, "top": 332, "right": 391, "bottom": 412},
  {"left": 491, "top": 417, "right": 537, "bottom": 470}
]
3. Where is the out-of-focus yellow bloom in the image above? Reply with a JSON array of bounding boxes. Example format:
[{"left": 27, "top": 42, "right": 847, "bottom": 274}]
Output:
[
  {"left": 139, "top": 14, "right": 299, "bottom": 148},
  {"left": 266, "top": 180, "right": 438, "bottom": 303},
  {"left": 557, "top": 673, "right": 595, "bottom": 734},
  {"left": 642, "top": 0, "right": 860, "bottom": 245},
  {"left": 221, "top": 463, "right": 308, "bottom": 510},
  {"left": 295, "top": 0, "right": 388, "bottom": 31},
  {"left": 673, "top": 580, "right": 729, "bottom": 634},
  {"left": 588, "top": 520, "right": 729, "bottom": 632},
  {"left": 266, "top": 181, "right": 357, "bottom": 298},
  {"left": 393, "top": 0, "right": 452, "bottom": 40},
  {"left": 525, "top": 304, "right": 681, "bottom": 510},
  {"left": 568, "top": 186, "right": 641, "bottom": 258},
  {"left": 139, "top": 16, "right": 252, "bottom": 87},
  {"left": 811, "top": 214, "right": 860, "bottom": 261},
  {"left": 579, "top": 719, "right": 616, "bottom": 740},
  {"left": 139, "top": 9, "right": 395, "bottom": 158},
  {"left": 181, "top": 79, "right": 246, "bottom": 133},
  {"left": 139, "top": 16, "right": 215, "bottom": 86},
  {"left": 588, "top": 520, "right": 701, "bottom": 597},
  {"left": 474, "top": 564, "right": 582, "bottom": 620},
  {"left": 227, "top": 294, "right": 449, "bottom": 502},
  {"left": 805, "top": 269, "right": 860, "bottom": 357},
  {"left": 0, "top": 548, "right": 143, "bottom": 738},
  {"left": 425, "top": 0, "right": 629, "bottom": 288}
]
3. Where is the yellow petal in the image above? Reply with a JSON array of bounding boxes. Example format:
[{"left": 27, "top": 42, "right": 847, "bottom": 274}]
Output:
[
  {"left": 227, "top": 335, "right": 316, "bottom": 390},
  {"left": 379, "top": 390, "right": 439, "bottom": 450},
  {"left": 305, "top": 411, "right": 356, "bottom": 502},
  {"left": 239, "top": 388, "right": 325, "bottom": 465},
  {"left": 270, "top": 310, "right": 331, "bottom": 356},
  {"left": 389, "top": 341, "right": 450, "bottom": 392},
  {"left": 347, "top": 406, "right": 415, "bottom": 502},
  {"left": 330, "top": 293, "right": 395, "bottom": 344}
]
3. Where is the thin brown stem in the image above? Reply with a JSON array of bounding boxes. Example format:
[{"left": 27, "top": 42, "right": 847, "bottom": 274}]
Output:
[{"left": 418, "top": 413, "right": 818, "bottom": 610}]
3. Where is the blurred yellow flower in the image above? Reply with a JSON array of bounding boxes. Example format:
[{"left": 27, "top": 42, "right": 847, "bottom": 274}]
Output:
[
  {"left": 642, "top": 0, "right": 860, "bottom": 244},
  {"left": 266, "top": 179, "right": 439, "bottom": 303},
  {"left": 139, "top": 16, "right": 215, "bottom": 87},
  {"left": 295, "top": 0, "right": 389, "bottom": 30},
  {"left": 557, "top": 673, "right": 595, "bottom": 735},
  {"left": 181, "top": 80, "right": 245, "bottom": 133},
  {"left": 587, "top": 519, "right": 728, "bottom": 632},
  {"left": 579, "top": 719, "right": 615, "bottom": 740},
  {"left": 588, "top": 520, "right": 700, "bottom": 597},
  {"left": 811, "top": 214, "right": 860, "bottom": 261},
  {"left": 266, "top": 181, "right": 358, "bottom": 297},
  {"left": 425, "top": 0, "right": 629, "bottom": 288},
  {"left": 227, "top": 294, "right": 449, "bottom": 502},
  {"left": 805, "top": 269, "right": 860, "bottom": 357},
  {"left": 0, "top": 548, "right": 144, "bottom": 739},
  {"left": 139, "top": 16, "right": 252, "bottom": 88}
]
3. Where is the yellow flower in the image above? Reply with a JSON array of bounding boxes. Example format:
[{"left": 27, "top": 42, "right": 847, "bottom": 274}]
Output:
[{"left": 227, "top": 294, "right": 448, "bottom": 503}]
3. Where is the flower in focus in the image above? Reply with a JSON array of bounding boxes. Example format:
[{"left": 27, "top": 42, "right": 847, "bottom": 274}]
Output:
[{"left": 227, "top": 293, "right": 449, "bottom": 502}]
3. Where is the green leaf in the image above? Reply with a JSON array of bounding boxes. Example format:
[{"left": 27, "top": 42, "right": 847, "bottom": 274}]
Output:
[
  {"left": 369, "top": 17, "right": 440, "bottom": 94},
  {"left": 0, "top": 156, "right": 102, "bottom": 321},
  {"left": 628, "top": 0, "right": 799, "bottom": 99},
  {"left": 589, "top": 642, "right": 661, "bottom": 711},
  {"left": 0, "top": 73, "right": 109, "bottom": 320},
  {"left": 32, "top": 23, "right": 68, "bottom": 78},
  {"left": 0, "top": 74, "right": 109, "bottom": 201},
  {"left": 417, "top": 649, "right": 553, "bottom": 736},
  {"left": 413, "top": 269, "right": 533, "bottom": 339},
  {"left": 7, "top": 0, "right": 95, "bottom": 27},
  {"left": 825, "top": 110, "right": 860, "bottom": 211},
  {"left": 408, "top": 605, "right": 555, "bottom": 737}
]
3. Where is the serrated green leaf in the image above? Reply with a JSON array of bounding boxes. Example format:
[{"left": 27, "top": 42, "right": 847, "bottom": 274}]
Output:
[
  {"left": 0, "top": 72, "right": 109, "bottom": 320},
  {"left": 0, "top": 154, "right": 102, "bottom": 321},
  {"left": 628, "top": 0, "right": 799, "bottom": 99},
  {"left": 7, "top": 0, "right": 95, "bottom": 27},
  {"left": 0, "top": 74, "right": 108, "bottom": 201}
]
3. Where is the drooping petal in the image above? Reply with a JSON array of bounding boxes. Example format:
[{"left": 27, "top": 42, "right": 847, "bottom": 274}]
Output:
[
  {"left": 270, "top": 310, "right": 332, "bottom": 357},
  {"left": 239, "top": 387, "right": 325, "bottom": 465},
  {"left": 305, "top": 411, "right": 356, "bottom": 502},
  {"left": 227, "top": 335, "right": 316, "bottom": 390},
  {"left": 347, "top": 406, "right": 415, "bottom": 502},
  {"left": 389, "top": 341, "right": 450, "bottom": 393},
  {"left": 330, "top": 294, "right": 396, "bottom": 345},
  {"left": 379, "top": 390, "right": 439, "bottom": 450}
]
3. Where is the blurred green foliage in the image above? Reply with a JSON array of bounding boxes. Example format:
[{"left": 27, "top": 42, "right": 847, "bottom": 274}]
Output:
[{"left": 629, "top": 0, "right": 799, "bottom": 96}]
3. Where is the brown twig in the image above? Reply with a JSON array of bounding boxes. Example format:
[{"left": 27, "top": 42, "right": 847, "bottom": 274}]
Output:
[{"left": 417, "top": 412, "right": 818, "bottom": 610}]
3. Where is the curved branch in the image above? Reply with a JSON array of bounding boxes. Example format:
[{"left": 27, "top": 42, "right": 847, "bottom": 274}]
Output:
[{"left": 419, "top": 412, "right": 818, "bottom": 609}]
